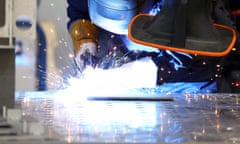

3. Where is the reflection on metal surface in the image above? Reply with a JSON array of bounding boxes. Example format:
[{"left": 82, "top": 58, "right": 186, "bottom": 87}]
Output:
[{"left": 14, "top": 91, "right": 240, "bottom": 143}]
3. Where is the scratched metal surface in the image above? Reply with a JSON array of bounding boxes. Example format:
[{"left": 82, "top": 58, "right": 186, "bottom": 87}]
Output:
[{"left": 14, "top": 91, "right": 240, "bottom": 144}]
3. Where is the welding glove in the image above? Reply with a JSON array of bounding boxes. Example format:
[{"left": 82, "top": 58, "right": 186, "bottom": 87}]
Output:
[{"left": 69, "top": 20, "right": 99, "bottom": 69}]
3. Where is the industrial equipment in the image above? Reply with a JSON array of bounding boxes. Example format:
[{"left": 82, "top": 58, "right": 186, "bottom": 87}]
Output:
[
  {"left": 0, "top": 0, "right": 15, "bottom": 114},
  {"left": 0, "top": 0, "right": 36, "bottom": 114}
]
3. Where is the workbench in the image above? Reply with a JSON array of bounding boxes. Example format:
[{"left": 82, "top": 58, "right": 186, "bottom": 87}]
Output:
[{"left": 2, "top": 90, "right": 237, "bottom": 144}]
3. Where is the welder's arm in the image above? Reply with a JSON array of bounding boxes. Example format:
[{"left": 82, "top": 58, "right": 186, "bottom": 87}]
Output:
[
  {"left": 67, "top": 0, "right": 99, "bottom": 70},
  {"left": 69, "top": 20, "right": 99, "bottom": 69}
]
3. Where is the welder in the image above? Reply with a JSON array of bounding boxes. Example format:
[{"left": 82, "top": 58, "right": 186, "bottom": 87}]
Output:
[{"left": 67, "top": 0, "right": 240, "bottom": 93}]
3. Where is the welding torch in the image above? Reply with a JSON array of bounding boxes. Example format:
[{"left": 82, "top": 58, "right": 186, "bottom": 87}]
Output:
[
  {"left": 69, "top": 19, "right": 99, "bottom": 72},
  {"left": 76, "top": 50, "right": 99, "bottom": 72}
]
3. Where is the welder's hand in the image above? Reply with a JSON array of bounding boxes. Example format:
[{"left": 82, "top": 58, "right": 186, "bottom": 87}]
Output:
[
  {"left": 69, "top": 19, "right": 99, "bottom": 70},
  {"left": 75, "top": 42, "right": 97, "bottom": 70}
]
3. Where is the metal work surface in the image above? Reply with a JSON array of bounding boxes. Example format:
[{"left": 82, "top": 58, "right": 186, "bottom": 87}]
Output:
[{"left": 11, "top": 91, "right": 240, "bottom": 143}]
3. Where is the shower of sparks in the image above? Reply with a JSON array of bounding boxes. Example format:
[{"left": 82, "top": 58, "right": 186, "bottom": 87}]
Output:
[{"left": 61, "top": 57, "right": 158, "bottom": 100}]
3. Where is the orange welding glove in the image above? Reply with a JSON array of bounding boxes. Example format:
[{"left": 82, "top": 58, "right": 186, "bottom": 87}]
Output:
[{"left": 69, "top": 19, "right": 99, "bottom": 69}]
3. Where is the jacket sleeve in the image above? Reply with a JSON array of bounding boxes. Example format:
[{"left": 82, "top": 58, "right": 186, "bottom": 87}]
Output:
[
  {"left": 229, "top": 0, "right": 240, "bottom": 10},
  {"left": 67, "top": 0, "right": 90, "bottom": 30}
]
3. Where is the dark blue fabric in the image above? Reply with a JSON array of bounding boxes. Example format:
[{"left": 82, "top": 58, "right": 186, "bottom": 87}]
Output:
[
  {"left": 37, "top": 23, "right": 47, "bottom": 91},
  {"left": 228, "top": 0, "right": 240, "bottom": 10},
  {"left": 67, "top": 0, "right": 90, "bottom": 29}
]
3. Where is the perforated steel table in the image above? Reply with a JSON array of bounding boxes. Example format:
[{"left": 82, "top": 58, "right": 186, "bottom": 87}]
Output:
[{"left": 3, "top": 91, "right": 240, "bottom": 144}]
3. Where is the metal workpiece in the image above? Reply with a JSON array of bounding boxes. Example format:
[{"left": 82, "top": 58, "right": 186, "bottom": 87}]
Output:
[
  {"left": 0, "top": 0, "right": 15, "bottom": 111},
  {"left": 12, "top": 91, "right": 240, "bottom": 144}
]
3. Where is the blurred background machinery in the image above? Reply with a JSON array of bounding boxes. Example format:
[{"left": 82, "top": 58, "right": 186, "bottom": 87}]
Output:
[
  {"left": 0, "top": 0, "right": 15, "bottom": 114},
  {"left": 0, "top": 0, "right": 37, "bottom": 114},
  {"left": 1, "top": 0, "right": 75, "bottom": 113}
]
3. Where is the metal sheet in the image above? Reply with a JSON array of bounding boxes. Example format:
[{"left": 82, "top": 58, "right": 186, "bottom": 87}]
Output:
[{"left": 13, "top": 91, "right": 240, "bottom": 144}]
